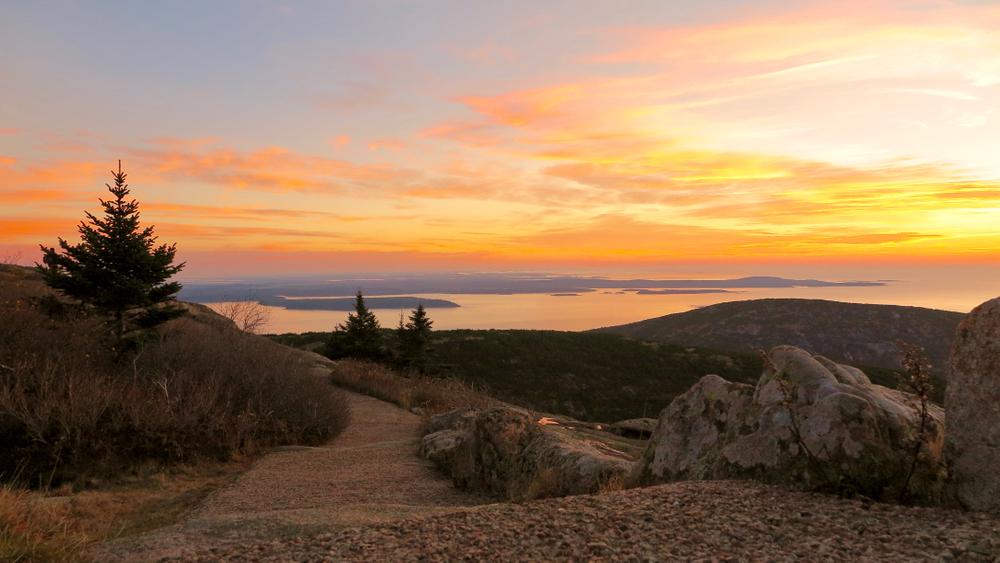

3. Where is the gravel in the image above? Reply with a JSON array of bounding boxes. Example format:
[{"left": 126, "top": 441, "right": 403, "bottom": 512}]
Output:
[
  {"left": 186, "top": 480, "right": 1000, "bottom": 562},
  {"left": 93, "top": 391, "right": 489, "bottom": 561}
]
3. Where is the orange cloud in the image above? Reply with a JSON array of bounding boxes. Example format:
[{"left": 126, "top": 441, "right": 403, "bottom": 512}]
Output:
[
  {"left": 0, "top": 218, "right": 78, "bottom": 238},
  {"left": 328, "top": 135, "right": 351, "bottom": 149},
  {"left": 0, "top": 189, "right": 76, "bottom": 204},
  {"left": 0, "top": 159, "right": 105, "bottom": 190},
  {"left": 402, "top": 184, "right": 483, "bottom": 200},
  {"left": 142, "top": 201, "right": 385, "bottom": 223},
  {"left": 121, "top": 141, "right": 417, "bottom": 194}
]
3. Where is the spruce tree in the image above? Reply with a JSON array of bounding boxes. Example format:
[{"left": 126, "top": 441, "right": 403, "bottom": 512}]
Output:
[
  {"left": 338, "top": 290, "right": 383, "bottom": 360},
  {"left": 399, "top": 303, "right": 433, "bottom": 373},
  {"left": 37, "top": 162, "right": 185, "bottom": 347}
]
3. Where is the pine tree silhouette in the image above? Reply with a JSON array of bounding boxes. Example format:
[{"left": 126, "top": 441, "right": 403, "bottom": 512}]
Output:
[
  {"left": 337, "top": 290, "right": 384, "bottom": 360},
  {"left": 399, "top": 303, "right": 433, "bottom": 373},
  {"left": 37, "top": 162, "right": 185, "bottom": 348}
]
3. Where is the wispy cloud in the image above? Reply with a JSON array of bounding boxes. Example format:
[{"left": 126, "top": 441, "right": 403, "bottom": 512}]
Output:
[{"left": 4, "top": 0, "right": 1000, "bottom": 268}]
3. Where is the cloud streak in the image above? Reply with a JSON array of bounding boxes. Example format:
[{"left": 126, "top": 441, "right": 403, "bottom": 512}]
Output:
[{"left": 3, "top": 0, "right": 1000, "bottom": 270}]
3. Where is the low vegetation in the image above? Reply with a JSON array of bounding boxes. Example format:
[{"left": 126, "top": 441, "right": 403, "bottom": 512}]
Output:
[
  {"left": 274, "top": 329, "right": 765, "bottom": 421},
  {"left": 0, "top": 463, "right": 247, "bottom": 562},
  {"left": 218, "top": 300, "right": 271, "bottom": 333},
  {"left": 0, "top": 264, "right": 350, "bottom": 558},
  {"left": 1, "top": 483, "right": 87, "bottom": 561},
  {"left": 1, "top": 266, "right": 349, "bottom": 487},
  {"left": 329, "top": 359, "right": 495, "bottom": 417}
]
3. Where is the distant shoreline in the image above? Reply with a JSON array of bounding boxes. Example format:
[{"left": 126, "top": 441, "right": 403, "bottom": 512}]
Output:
[{"left": 254, "top": 296, "right": 460, "bottom": 311}]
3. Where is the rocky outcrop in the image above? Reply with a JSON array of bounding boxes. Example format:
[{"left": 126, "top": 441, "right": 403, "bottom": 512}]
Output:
[
  {"left": 596, "top": 299, "right": 964, "bottom": 379},
  {"left": 633, "top": 346, "right": 946, "bottom": 502},
  {"left": 946, "top": 297, "right": 1000, "bottom": 511},
  {"left": 421, "top": 406, "right": 632, "bottom": 500}
]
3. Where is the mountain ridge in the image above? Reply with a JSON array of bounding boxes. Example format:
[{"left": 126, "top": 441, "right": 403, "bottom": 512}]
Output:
[{"left": 593, "top": 298, "right": 964, "bottom": 375}]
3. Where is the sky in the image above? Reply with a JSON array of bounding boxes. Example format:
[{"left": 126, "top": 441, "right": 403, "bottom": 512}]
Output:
[{"left": 1, "top": 0, "right": 999, "bottom": 278}]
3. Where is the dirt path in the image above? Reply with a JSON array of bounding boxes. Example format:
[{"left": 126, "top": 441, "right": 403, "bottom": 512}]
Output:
[
  {"left": 188, "top": 481, "right": 1000, "bottom": 561},
  {"left": 92, "top": 390, "right": 490, "bottom": 562}
]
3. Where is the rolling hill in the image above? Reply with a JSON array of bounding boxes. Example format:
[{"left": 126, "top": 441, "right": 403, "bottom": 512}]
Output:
[{"left": 593, "top": 298, "right": 964, "bottom": 376}]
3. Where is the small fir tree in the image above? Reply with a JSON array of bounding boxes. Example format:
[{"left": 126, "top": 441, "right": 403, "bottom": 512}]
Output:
[
  {"left": 399, "top": 303, "right": 433, "bottom": 373},
  {"left": 396, "top": 311, "right": 407, "bottom": 351},
  {"left": 336, "top": 290, "right": 384, "bottom": 360},
  {"left": 37, "top": 162, "right": 185, "bottom": 348}
]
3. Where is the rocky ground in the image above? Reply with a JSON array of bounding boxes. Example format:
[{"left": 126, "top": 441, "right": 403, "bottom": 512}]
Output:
[
  {"left": 92, "top": 390, "right": 491, "bottom": 561},
  {"left": 93, "top": 351, "right": 1000, "bottom": 562},
  {"left": 183, "top": 480, "right": 1000, "bottom": 561}
]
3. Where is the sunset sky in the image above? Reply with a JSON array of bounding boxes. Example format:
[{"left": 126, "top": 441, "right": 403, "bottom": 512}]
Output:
[{"left": 2, "top": 0, "right": 999, "bottom": 277}]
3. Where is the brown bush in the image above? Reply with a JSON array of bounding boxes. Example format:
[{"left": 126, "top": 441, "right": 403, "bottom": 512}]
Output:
[
  {"left": 0, "top": 268, "right": 350, "bottom": 487},
  {"left": 330, "top": 359, "right": 495, "bottom": 417},
  {"left": 217, "top": 300, "right": 271, "bottom": 334}
]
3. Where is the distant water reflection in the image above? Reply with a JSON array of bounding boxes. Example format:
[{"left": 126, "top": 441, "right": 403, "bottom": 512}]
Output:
[{"left": 205, "top": 267, "right": 999, "bottom": 334}]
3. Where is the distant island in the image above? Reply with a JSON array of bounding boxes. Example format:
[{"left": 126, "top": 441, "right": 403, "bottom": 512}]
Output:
[
  {"left": 178, "top": 273, "right": 887, "bottom": 303},
  {"left": 257, "top": 296, "right": 460, "bottom": 311},
  {"left": 629, "top": 289, "right": 733, "bottom": 295}
]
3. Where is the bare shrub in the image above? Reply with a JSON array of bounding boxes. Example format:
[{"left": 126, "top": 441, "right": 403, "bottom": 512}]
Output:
[
  {"left": 330, "top": 359, "right": 495, "bottom": 416},
  {"left": 0, "top": 268, "right": 350, "bottom": 486},
  {"left": 895, "top": 341, "right": 935, "bottom": 503},
  {"left": 218, "top": 300, "right": 271, "bottom": 334},
  {"left": 597, "top": 473, "right": 626, "bottom": 495},
  {"left": 0, "top": 251, "right": 23, "bottom": 265}
]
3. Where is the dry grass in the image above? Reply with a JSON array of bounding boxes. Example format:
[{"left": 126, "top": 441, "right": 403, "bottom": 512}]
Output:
[
  {"left": 0, "top": 265, "right": 350, "bottom": 487},
  {"left": 329, "top": 360, "right": 495, "bottom": 417},
  {"left": 521, "top": 461, "right": 626, "bottom": 502},
  {"left": 597, "top": 473, "right": 626, "bottom": 495},
  {"left": 1, "top": 484, "right": 88, "bottom": 562},
  {"left": 522, "top": 467, "right": 567, "bottom": 501},
  {"left": 0, "top": 462, "right": 247, "bottom": 562}
]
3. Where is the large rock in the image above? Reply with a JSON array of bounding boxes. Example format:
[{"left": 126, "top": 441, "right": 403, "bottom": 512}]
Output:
[
  {"left": 946, "top": 297, "right": 1000, "bottom": 511},
  {"left": 421, "top": 406, "right": 631, "bottom": 500},
  {"left": 633, "top": 346, "right": 946, "bottom": 502}
]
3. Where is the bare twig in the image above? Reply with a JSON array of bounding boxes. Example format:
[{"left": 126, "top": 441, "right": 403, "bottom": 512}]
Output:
[
  {"left": 219, "top": 300, "right": 271, "bottom": 334},
  {"left": 895, "top": 341, "right": 933, "bottom": 503}
]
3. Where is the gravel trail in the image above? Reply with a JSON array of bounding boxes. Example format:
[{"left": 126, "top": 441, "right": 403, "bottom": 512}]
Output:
[
  {"left": 92, "top": 390, "right": 490, "bottom": 561},
  {"left": 190, "top": 481, "right": 1000, "bottom": 562}
]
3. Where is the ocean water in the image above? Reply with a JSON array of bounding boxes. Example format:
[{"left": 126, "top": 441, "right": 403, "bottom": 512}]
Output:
[{"left": 204, "top": 265, "right": 1000, "bottom": 334}]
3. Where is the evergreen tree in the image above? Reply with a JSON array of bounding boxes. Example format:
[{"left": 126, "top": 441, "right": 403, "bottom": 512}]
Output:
[
  {"left": 399, "top": 304, "right": 433, "bottom": 373},
  {"left": 37, "top": 162, "right": 185, "bottom": 347},
  {"left": 336, "top": 290, "right": 383, "bottom": 360},
  {"left": 396, "top": 311, "right": 407, "bottom": 352}
]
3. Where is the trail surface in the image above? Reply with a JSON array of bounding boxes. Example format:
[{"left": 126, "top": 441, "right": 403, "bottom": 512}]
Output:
[
  {"left": 93, "top": 390, "right": 489, "bottom": 561},
  {"left": 189, "top": 481, "right": 1000, "bottom": 562}
]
